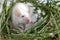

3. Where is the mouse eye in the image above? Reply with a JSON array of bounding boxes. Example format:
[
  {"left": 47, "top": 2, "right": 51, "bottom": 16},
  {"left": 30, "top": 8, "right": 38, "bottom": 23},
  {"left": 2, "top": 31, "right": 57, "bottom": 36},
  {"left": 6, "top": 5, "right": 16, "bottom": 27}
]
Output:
[{"left": 21, "top": 15, "right": 24, "bottom": 17}]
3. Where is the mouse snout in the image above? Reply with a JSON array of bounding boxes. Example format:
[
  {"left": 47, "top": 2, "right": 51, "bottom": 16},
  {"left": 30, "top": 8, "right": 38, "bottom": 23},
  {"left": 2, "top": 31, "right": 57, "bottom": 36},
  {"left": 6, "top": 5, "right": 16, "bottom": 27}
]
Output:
[{"left": 25, "top": 18, "right": 31, "bottom": 23}]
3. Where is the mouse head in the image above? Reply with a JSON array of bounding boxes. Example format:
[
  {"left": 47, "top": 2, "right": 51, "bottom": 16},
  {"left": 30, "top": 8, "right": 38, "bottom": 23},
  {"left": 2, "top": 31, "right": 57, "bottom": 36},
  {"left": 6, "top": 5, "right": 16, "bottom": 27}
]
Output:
[{"left": 12, "top": 3, "right": 33, "bottom": 24}]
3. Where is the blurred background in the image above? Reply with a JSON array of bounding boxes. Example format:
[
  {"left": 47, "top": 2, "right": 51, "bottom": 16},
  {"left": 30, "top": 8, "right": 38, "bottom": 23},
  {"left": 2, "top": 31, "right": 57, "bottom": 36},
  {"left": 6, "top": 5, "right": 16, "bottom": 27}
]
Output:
[{"left": 0, "top": 0, "right": 60, "bottom": 40}]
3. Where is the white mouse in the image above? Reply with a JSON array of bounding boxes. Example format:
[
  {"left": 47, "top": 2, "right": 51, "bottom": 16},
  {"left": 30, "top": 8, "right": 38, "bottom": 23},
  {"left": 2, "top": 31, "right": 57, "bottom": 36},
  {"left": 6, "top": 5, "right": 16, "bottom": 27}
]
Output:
[{"left": 11, "top": 3, "right": 34, "bottom": 32}]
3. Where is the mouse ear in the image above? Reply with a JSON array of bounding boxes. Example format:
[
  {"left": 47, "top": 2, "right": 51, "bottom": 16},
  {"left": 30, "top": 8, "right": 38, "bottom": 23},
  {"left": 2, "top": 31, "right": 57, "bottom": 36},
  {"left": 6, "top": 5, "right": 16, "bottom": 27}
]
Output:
[
  {"left": 14, "top": 9, "right": 21, "bottom": 17},
  {"left": 28, "top": 7, "right": 33, "bottom": 15}
]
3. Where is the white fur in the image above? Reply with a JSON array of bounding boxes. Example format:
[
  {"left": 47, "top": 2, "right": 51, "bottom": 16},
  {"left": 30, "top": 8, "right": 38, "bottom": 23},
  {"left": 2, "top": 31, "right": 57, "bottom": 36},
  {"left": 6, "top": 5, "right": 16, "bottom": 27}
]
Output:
[{"left": 12, "top": 3, "right": 33, "bottom": 32}]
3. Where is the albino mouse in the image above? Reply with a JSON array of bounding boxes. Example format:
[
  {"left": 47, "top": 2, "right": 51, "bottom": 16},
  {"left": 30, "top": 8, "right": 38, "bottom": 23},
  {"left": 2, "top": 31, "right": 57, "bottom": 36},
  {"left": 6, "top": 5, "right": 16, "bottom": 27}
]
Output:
[{"left": 12, "top": 3, "right": 34, "bottom": 32}]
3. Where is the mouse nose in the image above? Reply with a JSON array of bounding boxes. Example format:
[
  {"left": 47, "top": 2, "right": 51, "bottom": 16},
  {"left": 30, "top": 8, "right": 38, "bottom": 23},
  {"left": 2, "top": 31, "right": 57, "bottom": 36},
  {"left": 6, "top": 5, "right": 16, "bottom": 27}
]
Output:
[{"left": 25, "top": 18, "right": 31, "bottom": 23}]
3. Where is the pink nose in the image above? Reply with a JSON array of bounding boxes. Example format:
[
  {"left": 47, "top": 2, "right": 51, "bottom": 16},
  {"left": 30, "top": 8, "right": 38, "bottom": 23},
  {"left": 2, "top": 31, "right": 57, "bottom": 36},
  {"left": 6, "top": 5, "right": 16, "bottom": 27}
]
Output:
[{"left": 25, "top": 18, "right": 30, "bottom": 23}]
